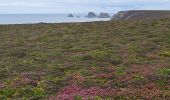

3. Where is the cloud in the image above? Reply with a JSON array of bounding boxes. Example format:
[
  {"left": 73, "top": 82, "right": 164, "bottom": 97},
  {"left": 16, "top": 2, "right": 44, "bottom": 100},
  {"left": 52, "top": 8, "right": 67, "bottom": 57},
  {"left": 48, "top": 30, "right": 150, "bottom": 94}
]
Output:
[
  {"left": 0, "top": 2, "right": 47, "bottom": 7},
  {"left": 0, "top": 0, "right": 170, "bottom": 13}
]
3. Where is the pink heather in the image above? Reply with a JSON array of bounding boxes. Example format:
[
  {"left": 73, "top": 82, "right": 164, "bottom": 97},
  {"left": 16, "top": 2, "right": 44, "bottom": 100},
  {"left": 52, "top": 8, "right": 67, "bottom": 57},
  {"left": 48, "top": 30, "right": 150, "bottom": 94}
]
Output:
[{"left": 56, "top": 85, "right": 116, "bottom": 100}]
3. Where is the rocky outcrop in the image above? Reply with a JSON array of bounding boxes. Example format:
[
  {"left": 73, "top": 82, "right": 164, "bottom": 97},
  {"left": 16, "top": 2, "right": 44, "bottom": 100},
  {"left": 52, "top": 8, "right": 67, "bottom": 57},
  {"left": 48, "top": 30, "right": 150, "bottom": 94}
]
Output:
[
  {"left": 87, "top": 12, "right": 97, "bottom": 18},
  {"left": 112, "top": 10, "right": 170, "bottom": 20},
  {"left": 99, "top": 13, "right": 111, "bottom": 18},
  {"left": 67, "top": 14, "right": 74, "bottom": 17},
  {"left": 113, "top": 11, "right": 127, "bottom": 20}
]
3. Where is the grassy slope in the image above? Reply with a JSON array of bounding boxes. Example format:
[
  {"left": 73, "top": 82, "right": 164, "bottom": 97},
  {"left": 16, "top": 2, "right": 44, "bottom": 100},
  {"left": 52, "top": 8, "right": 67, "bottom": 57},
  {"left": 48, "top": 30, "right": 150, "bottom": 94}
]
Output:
[{"left": 0, "top": 19, "right": 170, "bottom": 99}]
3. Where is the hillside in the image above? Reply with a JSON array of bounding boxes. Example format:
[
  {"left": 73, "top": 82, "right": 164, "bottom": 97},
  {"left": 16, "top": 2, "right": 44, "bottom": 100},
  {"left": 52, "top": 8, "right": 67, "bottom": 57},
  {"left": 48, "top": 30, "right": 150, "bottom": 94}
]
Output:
[
  {"left": 0, "top": 19, "right": 170, "bottom": 99},
  {"left": 113, "top": 10, "right": 170, "bottom": 20}
]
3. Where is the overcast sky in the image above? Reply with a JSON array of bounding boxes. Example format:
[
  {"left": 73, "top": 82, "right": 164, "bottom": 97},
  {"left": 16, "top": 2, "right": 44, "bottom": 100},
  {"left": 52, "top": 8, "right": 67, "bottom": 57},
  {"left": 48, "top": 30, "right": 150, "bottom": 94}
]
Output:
[{"left": 0, "top": 0, "right": 170, "bottom": 14}]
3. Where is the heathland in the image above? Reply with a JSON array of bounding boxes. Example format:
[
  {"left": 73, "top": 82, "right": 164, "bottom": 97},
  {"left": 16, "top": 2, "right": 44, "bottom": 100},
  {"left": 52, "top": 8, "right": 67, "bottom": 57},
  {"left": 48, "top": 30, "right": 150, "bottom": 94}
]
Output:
[{"left": 0, "top": 18, "right": 170, "bottom": 99}]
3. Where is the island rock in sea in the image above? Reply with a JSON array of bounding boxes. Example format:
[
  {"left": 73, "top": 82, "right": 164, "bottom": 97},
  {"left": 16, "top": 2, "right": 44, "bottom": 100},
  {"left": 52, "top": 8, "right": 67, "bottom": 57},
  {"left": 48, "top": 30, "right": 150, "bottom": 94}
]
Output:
[
  {"left": 67, "top": 14, "right": 74, "bottom": 17},
  {"left": 86, "top": 12, "right": 97, "bottom": 18},
  {"left": 99, "top": 13, "right": 111, "bottom": 18}
]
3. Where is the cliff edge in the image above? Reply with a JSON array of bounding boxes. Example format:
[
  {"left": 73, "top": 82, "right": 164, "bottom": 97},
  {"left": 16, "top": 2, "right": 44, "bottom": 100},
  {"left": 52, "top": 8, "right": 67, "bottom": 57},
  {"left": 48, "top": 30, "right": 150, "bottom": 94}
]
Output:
[{"left": 112, "top": 10, "right": 170, "bottom": 20}]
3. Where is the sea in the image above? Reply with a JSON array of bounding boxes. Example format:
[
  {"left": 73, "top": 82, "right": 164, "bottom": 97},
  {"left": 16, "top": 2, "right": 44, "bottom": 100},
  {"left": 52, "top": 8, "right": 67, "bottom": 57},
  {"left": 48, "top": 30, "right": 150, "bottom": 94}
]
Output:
[{"left": 0, "top": 14, "right": 111, "bottom": 25}]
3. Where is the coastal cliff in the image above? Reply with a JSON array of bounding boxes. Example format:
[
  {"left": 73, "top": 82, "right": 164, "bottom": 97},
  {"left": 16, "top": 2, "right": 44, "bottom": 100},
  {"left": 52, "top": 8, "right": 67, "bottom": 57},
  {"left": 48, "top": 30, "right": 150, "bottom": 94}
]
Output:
[{"left": 112, "top": 10, "right": 170, "bottom": 20}]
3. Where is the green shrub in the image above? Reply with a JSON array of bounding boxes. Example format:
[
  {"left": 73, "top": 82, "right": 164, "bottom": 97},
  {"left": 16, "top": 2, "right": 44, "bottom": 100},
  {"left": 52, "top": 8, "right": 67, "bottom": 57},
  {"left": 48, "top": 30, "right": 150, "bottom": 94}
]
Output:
[
  {"left": 94, "top": 96, "right": 102, "bottom": 100},
  {"left": 160, "top": 51, "right": 170, "bottom": 57},
  {"left": 133, "top": 74, "right": 144, "bottom": 81},
  {"left": 156, "top": 80, "right": 167, "bottom": 86},
  {"left": 90, "top": 50, "right": 123, "bottom": 65},
  {"left": 29, "top": 51, "right": 48, "bottom": 63},
  {"left": 0, "top": 69, "right": 11, "bottom": 79},
  {"left": 7, "top": 48, "right": 27, "bottom": 58},
  {"left": 81, "top": 55, "right": 93, "bottom": 60},
  {"left": 158, "top": 68, "right": 170, "bottom": 75},
  {"left": 109, "top": 57, "right": 123, "bottom": 65},
  {"left": 78, "top": 69, "right": 93, "bottom": 76},
  {"left": 74, "top": 96, "right": 83, "bottom": 100},
  {"left": 115, "top": 67, "right": 127, "bottom": 76},
  {"left": 0, "top": 88, "right": 16, "bottom": 98},
  {"left": 49, "top": 50, "right": 63, "bottom": 57},
  {"left": 32, "top": 87, "right": 46, "bottom": 98},
  {"left": 91, "top": 50, "right": 110, "bottom": 60},
  {"left": 22, "top": 88, "right": 34, "bottom": 98}
]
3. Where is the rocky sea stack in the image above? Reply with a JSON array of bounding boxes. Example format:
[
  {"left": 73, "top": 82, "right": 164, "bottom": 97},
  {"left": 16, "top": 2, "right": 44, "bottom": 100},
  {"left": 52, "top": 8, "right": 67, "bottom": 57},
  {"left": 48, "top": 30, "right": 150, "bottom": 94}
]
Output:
[
  {"left": 67, "top": 14, "right": 74, "bottom": 17},
  {"left": 99, "top": 13, "right": 111, "bottom": 18},
  {"left": 87, "top": 12, "right": 97, "bottom": 18}
]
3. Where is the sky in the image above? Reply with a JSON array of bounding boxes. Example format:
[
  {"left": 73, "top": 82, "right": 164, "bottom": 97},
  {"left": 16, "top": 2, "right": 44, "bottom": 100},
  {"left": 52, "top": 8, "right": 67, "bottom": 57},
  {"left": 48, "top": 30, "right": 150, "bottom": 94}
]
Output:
[{"left": 0, "top": 0, "right": 170, "bottom": 14}]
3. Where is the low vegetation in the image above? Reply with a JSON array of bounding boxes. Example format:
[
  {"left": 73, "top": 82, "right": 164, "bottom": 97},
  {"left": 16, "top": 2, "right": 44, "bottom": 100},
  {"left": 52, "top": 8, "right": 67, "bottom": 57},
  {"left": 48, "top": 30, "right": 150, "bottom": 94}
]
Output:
[{"left": 0, "top": 18, "right": 170, "bottom": 99}]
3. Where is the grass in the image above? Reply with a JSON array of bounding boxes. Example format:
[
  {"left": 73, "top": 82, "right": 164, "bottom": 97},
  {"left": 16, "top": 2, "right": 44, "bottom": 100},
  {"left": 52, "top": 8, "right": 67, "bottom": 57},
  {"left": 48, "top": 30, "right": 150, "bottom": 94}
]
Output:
[{"left": 0, "top": 19, "right": 170, "bottom": 99}]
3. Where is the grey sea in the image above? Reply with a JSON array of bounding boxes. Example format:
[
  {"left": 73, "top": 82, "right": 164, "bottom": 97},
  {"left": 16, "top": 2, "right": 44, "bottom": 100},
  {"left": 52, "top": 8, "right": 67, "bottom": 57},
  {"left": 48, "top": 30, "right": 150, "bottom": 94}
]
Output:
[{"left": 0, "top": 14, "right": 111, "bottom": 25}]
